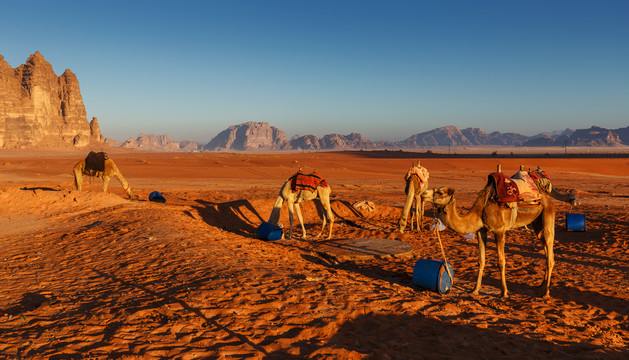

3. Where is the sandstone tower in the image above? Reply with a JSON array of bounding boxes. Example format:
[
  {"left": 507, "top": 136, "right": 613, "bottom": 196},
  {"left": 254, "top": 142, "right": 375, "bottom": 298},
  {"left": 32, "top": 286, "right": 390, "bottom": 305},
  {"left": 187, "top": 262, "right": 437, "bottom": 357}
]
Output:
[{"left": 0, "top": 51, "right": 101, "bottom": 148}]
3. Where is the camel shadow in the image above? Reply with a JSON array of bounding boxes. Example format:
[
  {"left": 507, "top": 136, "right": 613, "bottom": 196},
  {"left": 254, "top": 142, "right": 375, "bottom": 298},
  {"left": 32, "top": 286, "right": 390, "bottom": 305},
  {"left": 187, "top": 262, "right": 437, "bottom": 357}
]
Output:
[
  {"left": 2, "top": 292, "right": 55, "bottom": 316},
  {"left": 310, "top": 312, "right": 626, "bottom": 359},
  {"left": 20, "top": 186, "right": 61, "bottom": 192},
  {"left": 273, "top": 239, "right": 419, "bottom": 292},
  {"left": 191, "top": 199, "right": 265, "bottom": 237}
]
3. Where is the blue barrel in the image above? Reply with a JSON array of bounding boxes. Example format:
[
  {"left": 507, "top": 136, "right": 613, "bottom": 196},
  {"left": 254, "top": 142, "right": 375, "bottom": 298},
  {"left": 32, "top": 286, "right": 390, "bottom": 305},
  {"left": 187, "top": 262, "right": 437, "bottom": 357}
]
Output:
[
  {"left": 566, "top": 213, "right": 586, "bottom": 231},
  {"left": 412, "top": 259, "right": 454, "bottom": 294},
  {"left": 257, "top": 222, "right": 283, "bottom": 241}
]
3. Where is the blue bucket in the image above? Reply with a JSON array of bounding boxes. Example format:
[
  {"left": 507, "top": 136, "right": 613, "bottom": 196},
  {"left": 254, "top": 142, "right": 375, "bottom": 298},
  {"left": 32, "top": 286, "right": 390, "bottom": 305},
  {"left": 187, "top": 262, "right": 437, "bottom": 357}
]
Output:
[
  {"left": 412, "top": 259, "right": 454, "bottom": 294},
  {"left": 257, "top": 222, "right": 283, "bottom": 241},
  {"left": 566, "top": 213, "right": 586, "bottom": 231}
]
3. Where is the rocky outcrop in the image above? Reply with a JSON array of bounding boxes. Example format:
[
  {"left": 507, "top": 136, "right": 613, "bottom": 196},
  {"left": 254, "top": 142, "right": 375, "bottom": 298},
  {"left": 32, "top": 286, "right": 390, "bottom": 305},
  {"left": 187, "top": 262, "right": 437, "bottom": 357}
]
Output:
[
  {"left": 204, "top": 122, "right": 289, "bottom": 151},
  {"left": 122, "top": 134, "right": 182, "bottom": 151},
  {"left": 524, "top": 126, "right": 624, "bottom": 147},
  {"left": 0, "top": 51, "right": 100, "bottom": 148}
]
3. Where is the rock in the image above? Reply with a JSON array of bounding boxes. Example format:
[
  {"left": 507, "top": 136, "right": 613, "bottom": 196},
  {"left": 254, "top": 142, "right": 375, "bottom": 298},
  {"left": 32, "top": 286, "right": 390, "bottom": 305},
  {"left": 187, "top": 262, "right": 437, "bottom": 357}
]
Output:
[
  {"left": 204, "top": 122, "right": 290, "bottom": 151},
  {"left": 122, "top": 133, "right": 181, "bottom": 151},
  {"left": 0, "top": 51, "right": 100, "bottom": 148}
]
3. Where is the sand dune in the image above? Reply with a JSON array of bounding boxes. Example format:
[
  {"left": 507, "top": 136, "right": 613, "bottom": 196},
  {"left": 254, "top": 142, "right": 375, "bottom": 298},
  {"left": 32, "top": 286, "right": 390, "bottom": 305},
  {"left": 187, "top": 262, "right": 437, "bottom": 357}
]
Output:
[{"left": 0, "top": 150, "right": 627, "bottom": 359}]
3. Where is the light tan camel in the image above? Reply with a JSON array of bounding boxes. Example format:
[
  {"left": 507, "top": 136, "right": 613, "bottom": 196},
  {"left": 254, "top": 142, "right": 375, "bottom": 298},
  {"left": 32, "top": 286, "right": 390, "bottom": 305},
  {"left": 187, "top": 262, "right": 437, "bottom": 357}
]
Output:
[
  {"left": 423, "top": 173, "right": 556, "bottom": 298},
  {"left": 398, "top": 162, "right": 429, "bottom": 233},
  {"left": 268, "top": 172, "right": 334, "bottom": 240},
  {"left": 73, "top": 154, "right": 133, "bottom": 199}
]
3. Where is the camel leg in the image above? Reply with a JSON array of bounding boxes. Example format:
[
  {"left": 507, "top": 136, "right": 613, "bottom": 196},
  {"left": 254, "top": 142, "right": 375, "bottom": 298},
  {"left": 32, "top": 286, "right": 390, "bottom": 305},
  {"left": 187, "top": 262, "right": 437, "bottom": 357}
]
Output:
[
  {"left": 294, "top": 202, "right": 307, "bottom": 238},
  {"left": 540, "top": 214, "right": 555, "bottom": 298},
  {"left": 286, "top": 198, "right": 295, "bottom": 239},
  {"left": 417, "top": 196, "right": 424, "bottom": 231},
  {"left": 398, "top": 192, "right": 414, "bottom": 233},
  {"left": 102, "top": 176, "right": 110, "bottom": 192},
  {"left": 471, "top": 229, "right": 488, "bottom": 295},
  {"left": 320, "top": 200, "right": 334, "bottom": 239},
  {"left": 495, "top": 231, "right": 509, "bottom": 298},
  {"left": 74, "top": 171, "right": 83, "bottom": 191}
]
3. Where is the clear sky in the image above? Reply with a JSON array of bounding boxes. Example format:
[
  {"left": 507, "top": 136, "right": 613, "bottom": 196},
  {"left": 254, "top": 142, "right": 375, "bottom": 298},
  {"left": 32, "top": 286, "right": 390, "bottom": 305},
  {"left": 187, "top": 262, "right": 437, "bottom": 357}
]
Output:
[{"left": 1, "top": 0, "right": 628, "bottom": 143}]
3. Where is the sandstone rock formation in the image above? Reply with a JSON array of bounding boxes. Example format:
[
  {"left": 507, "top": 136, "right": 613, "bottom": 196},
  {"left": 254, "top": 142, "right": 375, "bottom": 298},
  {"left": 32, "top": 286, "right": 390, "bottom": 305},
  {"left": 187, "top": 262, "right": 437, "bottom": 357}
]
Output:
[
  {"left": 0, "top": 51, "right": 101, "bottom": 148},
  {"left": 122, "top": 134, "right": 182, "bottom": 151},
  {"left": 204, "top": 122, "right": 289, "bottom": 151}
]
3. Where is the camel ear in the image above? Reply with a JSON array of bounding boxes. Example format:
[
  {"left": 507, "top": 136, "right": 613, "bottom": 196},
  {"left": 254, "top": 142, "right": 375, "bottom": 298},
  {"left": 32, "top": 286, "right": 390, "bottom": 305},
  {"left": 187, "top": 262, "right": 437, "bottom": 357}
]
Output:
[{"left": 447, "top": 188, "right": 455, "bottom": 195}]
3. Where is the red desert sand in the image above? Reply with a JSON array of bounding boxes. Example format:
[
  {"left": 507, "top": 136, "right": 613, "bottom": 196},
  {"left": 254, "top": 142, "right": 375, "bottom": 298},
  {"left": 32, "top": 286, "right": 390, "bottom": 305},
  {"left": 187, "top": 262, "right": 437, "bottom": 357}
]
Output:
[{"left": 0, "top": 149, "right": 627, "bottom": 359}]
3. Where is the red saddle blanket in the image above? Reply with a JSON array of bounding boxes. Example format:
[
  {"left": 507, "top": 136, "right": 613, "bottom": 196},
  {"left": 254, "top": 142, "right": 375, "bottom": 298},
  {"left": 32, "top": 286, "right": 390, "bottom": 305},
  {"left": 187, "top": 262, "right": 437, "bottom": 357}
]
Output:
[{"left": 290, "top": 170, "right": 328, "bottom": 192}]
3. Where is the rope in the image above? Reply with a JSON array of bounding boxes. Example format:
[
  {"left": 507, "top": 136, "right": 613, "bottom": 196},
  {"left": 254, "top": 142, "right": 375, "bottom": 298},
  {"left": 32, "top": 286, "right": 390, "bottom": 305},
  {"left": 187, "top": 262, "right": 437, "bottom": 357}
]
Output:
[
  {"left": 431, "top": 198, "right": 453, "bottom": 283},
  {"left": 434, "top": 223, "right": 453, "bottom": 283}
]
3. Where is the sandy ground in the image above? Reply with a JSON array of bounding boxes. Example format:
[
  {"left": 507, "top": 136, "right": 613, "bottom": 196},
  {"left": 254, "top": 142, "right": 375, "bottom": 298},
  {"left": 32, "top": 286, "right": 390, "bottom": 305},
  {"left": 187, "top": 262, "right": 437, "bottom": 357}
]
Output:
[{"left": 0, "top": 149, "right": 627, "bottom": 359}]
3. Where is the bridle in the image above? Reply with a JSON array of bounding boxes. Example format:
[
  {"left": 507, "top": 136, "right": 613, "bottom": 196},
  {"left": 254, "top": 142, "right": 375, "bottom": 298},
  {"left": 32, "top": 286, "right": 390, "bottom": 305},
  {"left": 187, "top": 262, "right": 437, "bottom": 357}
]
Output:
[
  {"left": 122, "top": 183, "right": 131, "bottom": 197},
  {"left": 431, "top": 188, "right": 454, "bottom": 216}
]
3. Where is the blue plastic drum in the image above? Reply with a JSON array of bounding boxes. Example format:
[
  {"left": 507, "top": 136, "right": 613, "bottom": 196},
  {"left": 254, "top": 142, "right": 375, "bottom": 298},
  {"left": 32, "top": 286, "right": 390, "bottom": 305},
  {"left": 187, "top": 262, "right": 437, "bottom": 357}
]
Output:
[
  {"left": 257, "top": 222, "right": 283, "bottom": 241},
  {"left": 566, "top": 213, "right": 586, "bottom": 231},
  {"left": 412, "top": 259, "right": 454, "bottom": 294}
]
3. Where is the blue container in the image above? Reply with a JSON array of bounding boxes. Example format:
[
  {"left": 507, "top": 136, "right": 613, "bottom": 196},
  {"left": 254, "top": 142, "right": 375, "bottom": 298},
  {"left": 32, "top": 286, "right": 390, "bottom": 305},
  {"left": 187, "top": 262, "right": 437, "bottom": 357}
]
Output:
[
  {"left": 412, "top": 259, "right": 454, "bottom": 294},
  {"left": 566, "top": 213, "right": 586, "bottom": 231},
  {"left": 257, "top": 222, "right": 283, "bottom": 241},
  {"left": 149, "top": 191, "right": 166, "bottom": 203}
]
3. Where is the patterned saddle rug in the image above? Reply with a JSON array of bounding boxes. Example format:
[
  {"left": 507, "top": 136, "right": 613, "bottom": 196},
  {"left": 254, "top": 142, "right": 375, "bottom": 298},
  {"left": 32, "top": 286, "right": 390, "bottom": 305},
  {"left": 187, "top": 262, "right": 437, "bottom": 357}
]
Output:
[
  {"left": 290, "top": 170, "right": 328, "bottom": 192},
  {"left": 487, "top": 170, "right": 541, "bottom": 207},
  {"left": 528, "top": 168, "right": 552, "bottom": 195},
  {"left": 83, "top": 151, "right": 109, "bottom": 175}
]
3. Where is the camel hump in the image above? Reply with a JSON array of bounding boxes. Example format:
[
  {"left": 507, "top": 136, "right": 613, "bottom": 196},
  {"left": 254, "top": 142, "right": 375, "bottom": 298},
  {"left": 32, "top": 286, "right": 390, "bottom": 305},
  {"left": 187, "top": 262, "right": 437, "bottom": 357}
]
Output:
[{"left": 84, "top": 151, "right": 109, "bottom": 172}]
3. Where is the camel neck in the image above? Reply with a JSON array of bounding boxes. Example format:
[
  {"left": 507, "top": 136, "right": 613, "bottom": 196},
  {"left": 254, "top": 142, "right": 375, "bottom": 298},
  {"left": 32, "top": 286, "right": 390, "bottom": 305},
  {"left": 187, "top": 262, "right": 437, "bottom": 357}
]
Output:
[{"left": 438, "top": 188, "right": 487, "bottom": 234}]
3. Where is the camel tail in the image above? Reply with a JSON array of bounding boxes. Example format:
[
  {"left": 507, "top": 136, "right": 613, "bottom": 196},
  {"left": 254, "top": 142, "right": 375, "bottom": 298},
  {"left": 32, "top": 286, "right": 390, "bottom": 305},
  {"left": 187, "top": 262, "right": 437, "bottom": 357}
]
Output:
[{"left": 268, "top": 195, "right": 284, "bottom": 224}]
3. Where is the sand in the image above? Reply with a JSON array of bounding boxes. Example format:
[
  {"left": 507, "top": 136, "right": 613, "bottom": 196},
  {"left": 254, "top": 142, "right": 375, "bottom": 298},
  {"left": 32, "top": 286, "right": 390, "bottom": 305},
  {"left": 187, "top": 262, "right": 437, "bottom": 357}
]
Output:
[{"left": 0, "top": 149, "right": 627, "bottom": 359}]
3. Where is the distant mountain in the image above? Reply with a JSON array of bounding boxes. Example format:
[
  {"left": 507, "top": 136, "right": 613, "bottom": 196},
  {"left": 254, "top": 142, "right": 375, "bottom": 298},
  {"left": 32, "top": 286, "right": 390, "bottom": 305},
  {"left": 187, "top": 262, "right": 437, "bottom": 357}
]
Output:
[
  {"left": 523, "top": 126, "right": 625, "bottom": 147},
  {"left": 114, "top": 123, "right": 629, "bottom": 152},
  {"left": 204, "top": 122, "right": 289, "bottom": 151}
]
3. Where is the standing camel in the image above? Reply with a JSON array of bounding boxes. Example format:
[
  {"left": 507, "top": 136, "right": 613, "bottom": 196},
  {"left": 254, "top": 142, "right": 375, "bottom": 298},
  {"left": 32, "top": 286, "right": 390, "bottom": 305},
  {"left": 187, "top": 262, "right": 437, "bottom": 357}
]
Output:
[
  {"left": 398, "top": 162, "right": 429, "bottom": 233},
  {"left": 268, "top": 170, "right": 334, "bottom": 240},
  {"left": 423, "top": 170, "right": 556, "bottom": 298},
  {"left": 73, "top": 152, "right": 133, "bottom": 199}
]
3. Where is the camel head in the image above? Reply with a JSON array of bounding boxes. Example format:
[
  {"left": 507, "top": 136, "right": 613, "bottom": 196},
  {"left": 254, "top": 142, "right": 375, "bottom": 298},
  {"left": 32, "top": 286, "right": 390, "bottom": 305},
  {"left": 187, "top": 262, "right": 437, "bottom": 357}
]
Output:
[
  {"left": 431, "top": 187, "right": 454, "bottom": 203},
  {"left": 568, "top": 190, "right": 577, "bottom": 206}
]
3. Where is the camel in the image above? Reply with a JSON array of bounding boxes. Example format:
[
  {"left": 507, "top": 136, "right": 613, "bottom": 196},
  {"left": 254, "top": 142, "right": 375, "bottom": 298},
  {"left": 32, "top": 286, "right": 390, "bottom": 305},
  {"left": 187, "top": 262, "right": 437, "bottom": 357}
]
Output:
[
  {"left": 268, "top": 170, "right": 334, "bottom": 240},
  {"left": 423, "top": 167, "right": 557, "bottom": 298},
  {"left": 73, "top": 152, "right": 133, "bottom": 199},
  {"left": 398, "top": 162, "right": 429, "bottom": 233}
]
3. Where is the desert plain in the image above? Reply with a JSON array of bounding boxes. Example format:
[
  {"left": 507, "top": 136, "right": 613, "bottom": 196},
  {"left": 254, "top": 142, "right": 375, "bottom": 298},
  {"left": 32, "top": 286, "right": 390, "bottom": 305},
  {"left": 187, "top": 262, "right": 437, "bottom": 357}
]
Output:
[{"left": 0, "top": 148, "right": 627, "bottom": 359}]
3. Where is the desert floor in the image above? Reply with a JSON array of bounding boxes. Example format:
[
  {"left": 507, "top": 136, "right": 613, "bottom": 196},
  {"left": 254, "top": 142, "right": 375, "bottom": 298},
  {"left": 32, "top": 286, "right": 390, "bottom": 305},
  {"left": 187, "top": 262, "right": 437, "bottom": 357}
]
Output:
[{"left": 0, "top": 149, "right": 627, "bottom": 359}]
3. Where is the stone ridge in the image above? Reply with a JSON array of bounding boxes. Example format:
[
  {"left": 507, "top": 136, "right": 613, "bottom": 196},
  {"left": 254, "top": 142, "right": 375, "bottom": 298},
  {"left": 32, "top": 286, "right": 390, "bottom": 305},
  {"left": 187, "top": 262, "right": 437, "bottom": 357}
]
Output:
[{"left": 0, "top": 51, "right": 102, "bottom": 148}]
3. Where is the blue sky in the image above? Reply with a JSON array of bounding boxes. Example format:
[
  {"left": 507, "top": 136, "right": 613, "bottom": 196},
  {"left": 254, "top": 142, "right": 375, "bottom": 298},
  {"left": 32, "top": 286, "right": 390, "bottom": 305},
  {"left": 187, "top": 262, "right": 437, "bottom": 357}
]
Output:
[{"left": 1, "top": 0, "right": 628, "bottom": 143}]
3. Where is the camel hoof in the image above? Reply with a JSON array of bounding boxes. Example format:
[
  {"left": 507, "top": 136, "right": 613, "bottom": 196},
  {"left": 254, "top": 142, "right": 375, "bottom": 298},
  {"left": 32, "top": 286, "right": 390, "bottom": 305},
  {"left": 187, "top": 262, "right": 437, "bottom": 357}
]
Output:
[{"left": 469, "top": 289, "right": 480, "bottom": 296}]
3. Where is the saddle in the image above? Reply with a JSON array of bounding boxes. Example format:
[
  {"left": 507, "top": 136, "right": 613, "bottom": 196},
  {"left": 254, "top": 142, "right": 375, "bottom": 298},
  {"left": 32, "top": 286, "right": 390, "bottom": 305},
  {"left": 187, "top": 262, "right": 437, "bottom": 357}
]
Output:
[
  {"left": 83, "top": 151, "right": 109, "bottom": 176},
  {"left": 404, "top": 165, "right": 429, "bottom": 184},
  {"left": 487, "top": 170, "right": 541, "bottom": 208},
  {"left": 528, "top": 168, "right": 552, "bottom": 195},
  {"left": 290, "top": 170, "right": 328, "bottom": 193}
]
